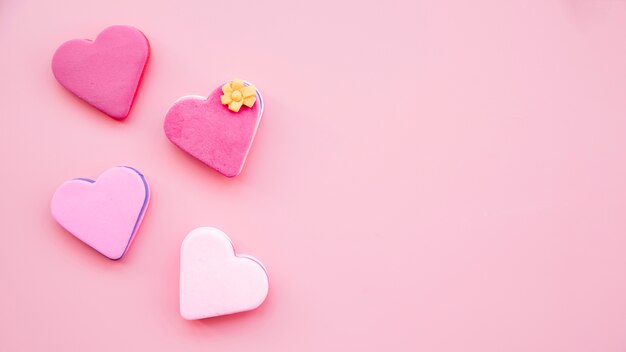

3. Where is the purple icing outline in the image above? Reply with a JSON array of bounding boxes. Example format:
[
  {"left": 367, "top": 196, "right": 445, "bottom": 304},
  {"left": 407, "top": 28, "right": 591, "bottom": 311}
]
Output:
[{"left": 71, "top": 166, "right": 150, "bottom": 260}]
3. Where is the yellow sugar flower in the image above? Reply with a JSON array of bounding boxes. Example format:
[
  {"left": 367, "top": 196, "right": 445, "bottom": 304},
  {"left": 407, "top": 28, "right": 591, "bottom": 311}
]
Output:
[{"left": 220, "top": 79, "right": 257, "bottom": 112}]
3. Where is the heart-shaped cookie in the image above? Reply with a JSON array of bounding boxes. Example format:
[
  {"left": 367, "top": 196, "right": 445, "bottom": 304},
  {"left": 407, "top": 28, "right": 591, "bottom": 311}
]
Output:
[
  {"left": 164, "top": 80, "right": 264, "bottom": 177},
  {"left": 180, "top": 227, "right": 269, "bottom": 320},
  {"left": 51, "top": 25, "right": 150, "bottom": 119},
  {"left": 51, "top": 167, "right": 150, "bottom": 260}
]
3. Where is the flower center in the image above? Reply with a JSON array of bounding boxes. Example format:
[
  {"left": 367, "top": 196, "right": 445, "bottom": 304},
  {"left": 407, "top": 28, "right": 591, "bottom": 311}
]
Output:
[{"left": 231, "top": 90, "right": 242, "bottom": 102}]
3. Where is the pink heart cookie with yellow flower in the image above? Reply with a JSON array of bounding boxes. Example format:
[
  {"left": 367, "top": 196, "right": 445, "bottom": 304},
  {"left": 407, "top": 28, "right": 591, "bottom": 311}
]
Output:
[{"left": 163, "top": 79, "right": 263, "bottom": 177}]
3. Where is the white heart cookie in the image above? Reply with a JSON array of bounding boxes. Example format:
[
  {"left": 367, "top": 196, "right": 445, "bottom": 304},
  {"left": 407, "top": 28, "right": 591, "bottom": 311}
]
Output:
[{"left": 180, "top": 227, "right": 269, "bottom": 320}]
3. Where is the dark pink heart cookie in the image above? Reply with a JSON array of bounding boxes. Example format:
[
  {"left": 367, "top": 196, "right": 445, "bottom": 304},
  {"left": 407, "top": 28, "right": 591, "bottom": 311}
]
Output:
[
  {"left": 51, "top": 25, "right": 149, "bottom": 119},
  {"left": 163, "top": 80, "right": 263, "bottom": 177}
]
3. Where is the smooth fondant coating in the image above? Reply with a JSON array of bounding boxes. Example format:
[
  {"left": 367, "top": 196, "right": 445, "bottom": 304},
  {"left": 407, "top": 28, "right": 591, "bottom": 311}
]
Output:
[
  {"left": 51, "top": 167, "right": 150, "bottom": 260},
  {"left": 51, "top": 25, "right": 149, "bottom": 119},
  {"left": 163, "top": 84, "right": 263, "bottom": 177},
  {"left": 180, "top": 227, "right": 269, "bottom": 320}
]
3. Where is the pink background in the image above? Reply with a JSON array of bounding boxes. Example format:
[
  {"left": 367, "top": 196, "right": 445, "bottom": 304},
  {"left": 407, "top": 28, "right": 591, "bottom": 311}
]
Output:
[{"left": 1, "top": 0, "right": 626, "bottom": 351}]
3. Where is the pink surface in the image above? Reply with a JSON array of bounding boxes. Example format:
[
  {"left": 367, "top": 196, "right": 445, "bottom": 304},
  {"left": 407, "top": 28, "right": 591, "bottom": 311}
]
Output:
[
  {"left": 2, "top": 0, "right": 626, "bottom": 351},
  {"left": 164, "top": 84, "right": 262, "bottom": 177},
  {"left": 51, "top": 166, "right": 150, "bottom": 260},
  {"left": 180, "top": 227, "right": 268, "bottom": 320},
  {"left": 51, "top": 25, "right": 149, "bottom": 119}
]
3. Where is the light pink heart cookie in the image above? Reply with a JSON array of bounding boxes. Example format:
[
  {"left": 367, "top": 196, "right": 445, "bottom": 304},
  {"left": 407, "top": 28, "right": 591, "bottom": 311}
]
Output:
[
  {"left": 163, "top": 81, "right": 264, "bottom": 177},
  {"left": 51, "top": 167, "right": 150, "bottom": 260},
  {"left": 180, "top": 227, "right": 269, "bottom": 320},
  {"left": 51, "top": 25, "right": 150, "bottom": 119}
]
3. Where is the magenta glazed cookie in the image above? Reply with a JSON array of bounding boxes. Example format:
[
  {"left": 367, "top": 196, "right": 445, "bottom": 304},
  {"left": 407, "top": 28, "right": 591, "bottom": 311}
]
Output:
[
  {"left": 52, "top": 25, "right": 150, "bottom": 119},
  {"left": 164, "top": 79, "right": 264, "bottom": 177}
]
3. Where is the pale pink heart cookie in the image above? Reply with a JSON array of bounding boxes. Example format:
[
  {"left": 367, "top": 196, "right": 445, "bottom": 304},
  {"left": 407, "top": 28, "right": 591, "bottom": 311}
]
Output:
[
  {"left": 51, "top": 167, "right": 150, "bottom": 260},
  {"left": 164, "top": 80, "right": 264, "bottom": 177},
  {"left": 51, "top": 25, "right": 150, "bottom": 119},
  {"left": 180, "top": 227, "right": 269, "bottom": 320}
]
